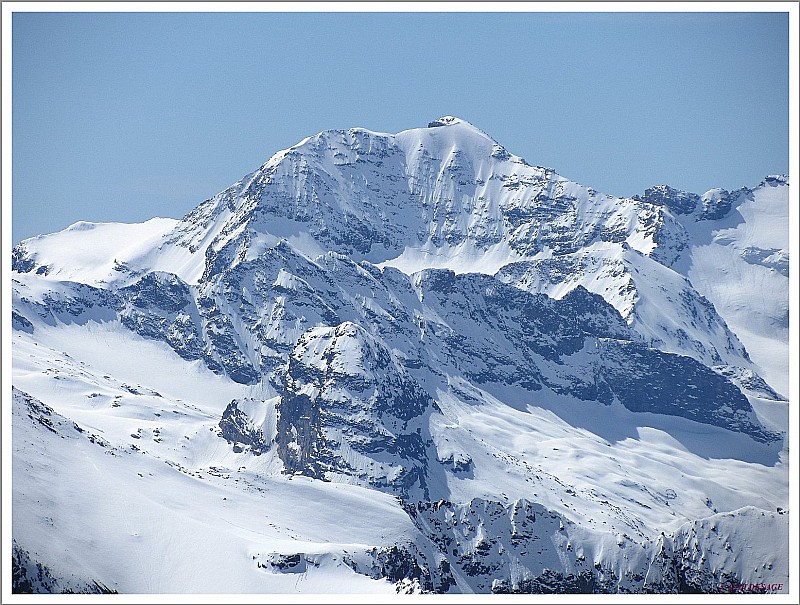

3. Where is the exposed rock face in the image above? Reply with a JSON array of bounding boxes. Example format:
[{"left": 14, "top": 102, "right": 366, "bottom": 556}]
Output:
[
  {"left": 219, "top": 399, "right": 271, "bottom": 455},
  {"left": 635, "top": 184, "right": 701, "bottom": 215},
  {"left": 594, "top": 340, "right": 772, "bottom": 441},
  {"left": 253, "top": 499, "right": 787, "bottom": 594},
  {"left": 275, "top": 322, "right": 438, "bottom": 497}
]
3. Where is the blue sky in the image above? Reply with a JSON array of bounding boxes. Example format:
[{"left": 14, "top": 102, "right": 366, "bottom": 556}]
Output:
[{"left": 12, "top": 10, "right": 789, "bottom": 242}]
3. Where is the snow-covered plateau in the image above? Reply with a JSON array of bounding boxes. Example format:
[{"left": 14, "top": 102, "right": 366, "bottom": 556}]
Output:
[{"left": 10, "top": 116, "right": 790, "bottom": 595}]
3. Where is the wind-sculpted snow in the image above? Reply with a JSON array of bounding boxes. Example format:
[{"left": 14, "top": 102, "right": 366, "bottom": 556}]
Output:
[{"left": 10, "top": 117, "right": 789, "bottom": 594}]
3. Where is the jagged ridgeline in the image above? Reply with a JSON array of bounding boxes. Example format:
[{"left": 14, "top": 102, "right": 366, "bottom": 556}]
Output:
[{"left": 11, "top": 117, "right": 789, "bottom": 593}]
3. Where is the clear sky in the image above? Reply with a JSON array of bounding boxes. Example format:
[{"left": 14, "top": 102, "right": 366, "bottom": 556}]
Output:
[{"left": 11, "top": 10, "right": 789, "bottom": 243}]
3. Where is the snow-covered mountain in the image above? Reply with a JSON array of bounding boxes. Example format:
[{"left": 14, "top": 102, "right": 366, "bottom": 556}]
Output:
[{"left": 11, "top": 117, "right": 790, "bottom": 594}]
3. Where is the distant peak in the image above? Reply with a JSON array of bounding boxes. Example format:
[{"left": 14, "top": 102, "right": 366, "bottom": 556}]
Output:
[
  {"left": 763, "top": 174, "right": 788, "bottom": 186},
  {"left": 427, "top": 116, "right": 466, "bottom": 128}
]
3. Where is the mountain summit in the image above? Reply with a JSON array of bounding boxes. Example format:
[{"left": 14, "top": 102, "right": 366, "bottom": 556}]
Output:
[
  {"left": 11, "top": 118, "right": 789, "bottom": 594},
  {"left": 14, "top": 118, "right": 788, "bottom": 390}
]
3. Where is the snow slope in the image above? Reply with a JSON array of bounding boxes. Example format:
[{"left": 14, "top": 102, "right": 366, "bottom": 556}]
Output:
[
  {"left": 11, "top": 218, "right": 179, "bottom": 286},
  {"left": 679, "top": 176, "right": 790, "bottom": 395}
]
